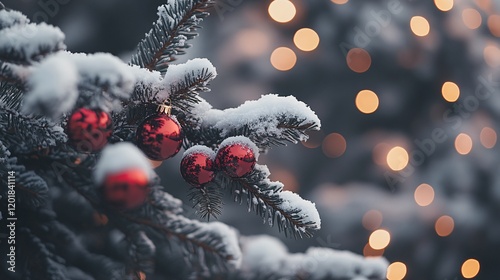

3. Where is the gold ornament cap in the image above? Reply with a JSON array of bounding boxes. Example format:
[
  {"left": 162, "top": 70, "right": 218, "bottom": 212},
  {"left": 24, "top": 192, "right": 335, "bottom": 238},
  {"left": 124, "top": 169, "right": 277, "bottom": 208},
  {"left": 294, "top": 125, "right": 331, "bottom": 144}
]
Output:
[{"left": 157, "top": 99, "right": 172, "bottom": 116}]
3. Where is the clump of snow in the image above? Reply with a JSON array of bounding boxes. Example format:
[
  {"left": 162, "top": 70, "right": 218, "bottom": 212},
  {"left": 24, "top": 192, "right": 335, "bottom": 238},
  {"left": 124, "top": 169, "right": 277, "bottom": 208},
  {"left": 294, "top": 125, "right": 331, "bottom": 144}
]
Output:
[
  {"left": 0, "top": 9, "right": 30, "bottom": 29},
  {"left": 159, "top": 58, "right": 217, "bottom": 99},
  {"left": 128, "top": 64, "right": 163, "bottom": 86},
  {"left": 183, "top": 145, "right": 215, "bottom": 158},
  {"left": 23, "top": 54, "right": 78, "bottom": 119},
  {"left": 93, "top": 142, "right": 154, "bottom": 185},
  {"left": 202, "top": 94, "right": 321, "bottom": 142},
  {"left": 201, "top": 222, "right": 242, "bottom": 269},
  {"left": 0, "top": 23, "right": 65, "bottom": 62},
  {"left": 218, "top": 136, "right": 260, "bottom": 160},
  {"left": 67, "top": 52, "right": 136, "bottom": 97},
  {"left": 278, "top": 190, "right": 321, "bottom": 229},
  {"left": 240, "top": 235, "right": 388, "bottom": 280}
]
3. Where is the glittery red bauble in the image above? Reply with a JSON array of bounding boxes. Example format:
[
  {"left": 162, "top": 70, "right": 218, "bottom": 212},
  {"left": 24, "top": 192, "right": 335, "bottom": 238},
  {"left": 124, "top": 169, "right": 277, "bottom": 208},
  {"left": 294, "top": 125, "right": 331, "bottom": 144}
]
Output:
[
  {"left": 136, "top": 114, "right": 183, "bottom": 161},
  {"left": 101, "top": 168, "right": 149, "bottom": 209},
  {"left": 181, "top": 152, "right": 215, "bottom": 187},
  {"left": 67, "top": 108, "right": 112, "bottom": 152},
  {"left": 216, "top": 143, "right": 256, "bottom": 178}
]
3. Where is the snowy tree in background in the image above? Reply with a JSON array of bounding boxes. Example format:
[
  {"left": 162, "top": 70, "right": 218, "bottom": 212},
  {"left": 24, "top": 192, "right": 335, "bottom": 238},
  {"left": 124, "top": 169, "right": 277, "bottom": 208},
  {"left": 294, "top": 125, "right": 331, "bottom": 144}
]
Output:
[{"left": 0, "top": 1, "right": 388, "bottom": 279}]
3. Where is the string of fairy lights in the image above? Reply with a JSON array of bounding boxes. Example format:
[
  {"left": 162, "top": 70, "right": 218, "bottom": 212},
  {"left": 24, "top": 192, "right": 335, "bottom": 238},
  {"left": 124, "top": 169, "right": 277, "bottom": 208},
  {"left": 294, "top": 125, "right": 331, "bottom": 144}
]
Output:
[{"left": 265, "top": 0, "right": 499, "bottom": 279}]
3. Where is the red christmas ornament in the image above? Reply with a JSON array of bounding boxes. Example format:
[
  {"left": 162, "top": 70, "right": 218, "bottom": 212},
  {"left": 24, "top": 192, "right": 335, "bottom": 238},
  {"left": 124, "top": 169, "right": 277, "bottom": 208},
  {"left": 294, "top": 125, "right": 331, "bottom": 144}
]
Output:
[
  {"left": 216, "top": 143, "right": 256, "bottom": 178},
  {"left": 136, "top": 102, "right": 183, "bottom": 161},
  {"left": 101, "top": 168, "right": 150, "bottom": 209},
  {"left": 181, "top": 151, "right": 215, "bottom": 187},
  {"left": 67, "top": 108, "right": 112, "bottom": 152}
]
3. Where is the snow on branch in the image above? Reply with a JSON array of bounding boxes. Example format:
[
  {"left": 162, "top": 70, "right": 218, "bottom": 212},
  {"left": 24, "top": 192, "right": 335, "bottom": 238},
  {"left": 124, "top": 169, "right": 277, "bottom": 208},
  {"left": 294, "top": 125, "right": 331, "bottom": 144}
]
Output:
[
  {"left": 0, "top": 8, "right": 29, "bottom": 30},
  {"left": 130, "top": 0, "right": 214, "bottom": 73},
  {"left": 0, "top": 22, "right": 65, "bottom": 64},
  {"left": 161, "top": 58, "right": 217, "bottom": 110},
  {"left": 218, "top": 164, "right": 321, "bottom": 238},
  {"left": 190, "top": 94, "right": 321, "bottom": 152},
  {"left": 22, "top": 52, "right": 138, "bottom": 118},
  {"left": 240, "top": 235, "right": 388, "bottom": 280}
]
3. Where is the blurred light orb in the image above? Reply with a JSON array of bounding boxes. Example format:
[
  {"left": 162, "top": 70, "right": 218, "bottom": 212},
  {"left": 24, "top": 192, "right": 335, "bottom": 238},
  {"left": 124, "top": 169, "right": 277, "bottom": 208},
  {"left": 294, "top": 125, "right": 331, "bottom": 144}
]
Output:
[
  {"left": 268, "top": 0, "right": 296, "bottom": 23},
  {"left": 414, "top": 183, "right": 435, "bottom": 207},
  {"left": 461, "top": 259, "right": 480, "bottom": 279},
  {"left": 387, "top": 262, "right": 407, "bottom": 280},
  {"left": 331, "top": 0, "right": 348, "bottom": 5},
  {"left": 362, "top": 210, "right": 383, "bottom": 230},
  {"left": 386, "top": 146, "right": 409, "bottom": 171},
  {"left": 355, "top": 90, "right": 379, "bottom": 114},
  {"left": 488, "top": 15, "right": 500, "bottom": 37},
  {"left": 294, "top": 28, "right": 320, "bottom": 52},
  {"left": 369, "top": 229, "right": 391, "bottom": 250},
  {"left": 235, "top": 29, "right": 270, "bottom": 58},
  {"left": 410, "top": 16, "right": 430, "bottom": 37},
  {"left": 363, "top": 243, "right": 384, "bottom": 257},
  {"left": 455, "top": 133, "right": 473, "bottom": 155},
  {"left": 484, "top": 44, "right": 500, "bottom": 68},
  {"left": 346, "top": 48, "right": 371, "bottom": 73},
  {"left": 441, "top": 81, "right": 460, "bottom": 102},
  {"left": 434, "top": 0, "right": 454, "bottom": 11},
  {"left": 480, "top": 127, "right": 497, "bottom": 149},
  {"left": 270, "top": 47, "right": 297, "bottom": 71},
  {"left": 302, "top": 130, "right": 324, "bottom": 149},
  {"left": 462, "top": 8, "right": 482, "bottom": 30},
  {"left": 373, "top": 142, "right": 391, "bottom": 166},
  {"left": 435, "top": 215, "right": 454, "bottom": 237},
  {"left": 322, "top": 133, "right": 347, "bottom": 158}
]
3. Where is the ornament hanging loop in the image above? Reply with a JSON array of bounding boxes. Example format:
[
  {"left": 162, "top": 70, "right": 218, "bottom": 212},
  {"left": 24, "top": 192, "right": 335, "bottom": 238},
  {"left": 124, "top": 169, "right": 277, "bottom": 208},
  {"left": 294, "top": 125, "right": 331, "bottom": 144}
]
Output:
[{"left": 157, "top": 99, "right": 172, "bottom": 116}]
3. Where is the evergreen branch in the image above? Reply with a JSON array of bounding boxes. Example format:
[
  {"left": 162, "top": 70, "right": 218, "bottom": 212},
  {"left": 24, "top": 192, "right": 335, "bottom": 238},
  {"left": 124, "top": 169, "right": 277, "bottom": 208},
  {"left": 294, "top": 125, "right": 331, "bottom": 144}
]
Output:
[
  {"left": 127, "top": 230, "right": 156, "bottom": 275},
  {"left": 0, "top": 81, "right": 24, "bottom": 110},
  {"left": 169, "top": 67, "right": 215, "bottom": 112},
  {"left": 130, "top": 0, "right": 214, "bottom": 72},
  {"left": 188, "top": 183, "right": 224, "bottom": 220},
  {"left": 217, "top": 164, "right": 320, "bottom": 239}
]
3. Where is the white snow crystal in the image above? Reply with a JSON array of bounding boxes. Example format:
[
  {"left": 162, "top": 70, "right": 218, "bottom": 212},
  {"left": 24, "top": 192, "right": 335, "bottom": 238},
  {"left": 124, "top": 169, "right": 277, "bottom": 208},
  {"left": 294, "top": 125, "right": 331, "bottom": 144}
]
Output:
[
  {"left": 240, "top": 235, "right": 288, "bottom": 273},
  {"left": 218, "top": 136, "right": 260, "bottom": 160},
  {"left": 0, "top": 9, "right": 29, "bottom": 29},
  {"left": 183, "top": 145, "right": 215, "bottom": 158},
  {"left": 93, "top": 142, "right": 154, "bottom": 185},
  {"left": 278, "top": 190, "right": 321, "bottom": 229},
  {"left": 202, "top": 94, "right": 321, "bottom": 141},
  {"left": 23, "top": 54, "right": 78, "bottom": 118},
  {"left": 0, "top": 23, "right": 65, "bottom": 61}
]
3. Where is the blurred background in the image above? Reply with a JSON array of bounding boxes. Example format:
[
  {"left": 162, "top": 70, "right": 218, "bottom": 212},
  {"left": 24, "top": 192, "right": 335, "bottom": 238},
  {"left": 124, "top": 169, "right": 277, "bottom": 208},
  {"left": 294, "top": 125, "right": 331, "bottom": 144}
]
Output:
[{"left": 4, "top": 0, "right": 500, "bottom": 279}]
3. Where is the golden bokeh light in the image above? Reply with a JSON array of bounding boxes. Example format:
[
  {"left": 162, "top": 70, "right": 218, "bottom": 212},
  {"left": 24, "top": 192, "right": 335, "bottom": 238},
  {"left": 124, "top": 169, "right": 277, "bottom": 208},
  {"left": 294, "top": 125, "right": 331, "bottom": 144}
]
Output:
[
  {"left": 331, "top": 0, "right": 348, "bottom": 4},
  {"left": 346, "top": 48, "right": 372, "bottom": 73},
  {"left": 435, "top": 215, "right": 454, "bottom": 237},
  {"left": 369, "top": 229, "right": 391, "bottom": 250},
  {"left": 410, "top": 16, "right": 430, "bottom": 37},
  {"left": 414, "top": 183, "right": 435, "bottom": 207},
  {"left": 387, "top": 262, "right": 407, "bottom": 280},
  {"left": 362, "top": 209, "right": 383, "bottom": 230},
  {"left": 434, "top": 0, "right": 454, "bottom": 11},
  {"left": 455, "top": 133, "right": 473, "bottom": 155},
  {"left": 268, "top": 0, "right": 296, "bottom": 23},
  {"left": 441, "top": 81, "right": 460, "bottom": 102},
  {"left": 269, "top": 168, "right": 299, "bottom": 192},
  {"left": 355, "top": 90, "right": 379, "bottom": 114},
  {"left": 373, "top": 142, "right": 391, "bottom": 166},
  {"left": 270, "top": 47, "right": 297, "bottom": 71},
  {"left": 488, "top": 15, "right": 500, "bottom": 37},
  {"left": 294, "top": 28, "right": 320, "bottom": 52},
  {"left": 484, "top": 44, "right": 500, "bottom": 68},
  {"left": 302, "top": 130, "right": 324, "bottom": 149},
  {"left": 462, "top": 8, "right": 482, "bottom": 30},
  {"left": 462, "top": 259, "right": 480, "bottom": 279},
  {"left": 235, "top": 29, "right": 270, "bottom": 57},
  {"left": 480, "top": 127, "right": 497, "bottom": 149},
  {"left": 322, "top": 133, "right": 347, "bottom": 158},
  {"left": 386, "top": 146, "right": 409, "bottom": 171},
  {"left": 363, "top": 243, "right": 384, "bottom": 257}
]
